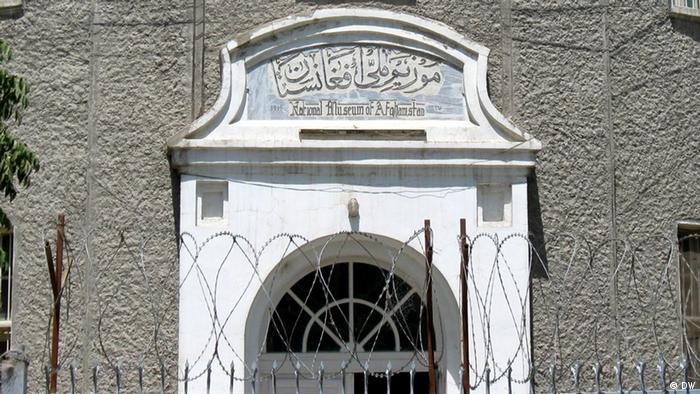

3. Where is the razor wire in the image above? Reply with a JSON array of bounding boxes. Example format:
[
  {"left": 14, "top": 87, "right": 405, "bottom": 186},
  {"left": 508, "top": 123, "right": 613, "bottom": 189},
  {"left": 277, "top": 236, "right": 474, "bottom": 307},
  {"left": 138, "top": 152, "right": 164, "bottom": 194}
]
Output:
[{"left": 29, "top": 225, "right": 700, "bottom": 393}]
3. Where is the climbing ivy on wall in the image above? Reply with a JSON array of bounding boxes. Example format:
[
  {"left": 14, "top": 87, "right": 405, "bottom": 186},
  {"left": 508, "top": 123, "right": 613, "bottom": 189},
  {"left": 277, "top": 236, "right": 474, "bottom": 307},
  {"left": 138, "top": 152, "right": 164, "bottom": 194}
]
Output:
[{"left": 0, "top": 39, "right": 39, "bottom": 269}]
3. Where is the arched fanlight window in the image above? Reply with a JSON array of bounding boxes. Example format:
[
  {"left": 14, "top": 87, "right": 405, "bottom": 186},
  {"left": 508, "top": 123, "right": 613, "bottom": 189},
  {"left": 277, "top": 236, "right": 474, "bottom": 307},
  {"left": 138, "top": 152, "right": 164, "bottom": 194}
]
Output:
[{"left": 266, "top": 262, "right": 430, "bottom": 355}]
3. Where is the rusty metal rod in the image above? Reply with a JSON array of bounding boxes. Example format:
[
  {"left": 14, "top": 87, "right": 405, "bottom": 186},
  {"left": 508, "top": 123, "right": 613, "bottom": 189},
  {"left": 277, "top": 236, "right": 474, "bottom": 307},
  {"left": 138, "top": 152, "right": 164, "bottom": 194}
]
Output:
[
  {"left": 49, "top": 214, "right": 65, "bottom": 393},
  {"left": 44, "top": 241, "right": 57, "bottom": 298},
  {"left": 460, "top": 218, "right": 470, "bottom": 394},
  {"left": 424, "top": 219, "right": 437, "bottom": 394}
]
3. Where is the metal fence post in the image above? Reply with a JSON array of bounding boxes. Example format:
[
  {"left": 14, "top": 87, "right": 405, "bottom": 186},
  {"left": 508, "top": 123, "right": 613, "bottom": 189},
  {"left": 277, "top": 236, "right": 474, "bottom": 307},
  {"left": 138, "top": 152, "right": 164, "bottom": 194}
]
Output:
[
  {"left": 548, "top": 362, "right": 556, "bottom": 394},
  {"left": 230, "top": 361, "right": 235, "bottom": 394},
  {"left": 251, "top": 362, "right": 258, "bottom": 394},
  {"left": 507, "top": 363, "right": 513, "bottom": 394},
  {"left": 138, "top": 361, "right": 144, "bottom": 394},
  {"left": 43, "top": 365, "right": 49, "bottom": 394},
  {"left": 184, "top": 361, "right": 189, "bottom": 394},
  {"left": 657, "top": 357, "right": 667, "bottom": 394},
  {"left": 593, "top": 362, "right": 602, "bottom": 394},
  {"left": 340, "top": 361, "right": 347, "bottom": 394},
  {"left": 410, "top": 361, "right": 415, "bottom": 394},
  {"left": 385, "top": 362, "right": 391, "bottom": 394},
  {"left": 295, "top": 361, "right": 300, "bottom": 394},
  {"left": 92, "top": 364, "right": 99, "bottom": 394},
  {"left": 271, "top": 361, "right": 278, "bottom": 394},
  {"left": 318, "top": 362, "right": 324, "bottom": 394},
  {"left": 571, "top": 362, "right": 580, "bottom": 393},
  {"left": 636, "top": 360, "right": 646, "bottom": 393},
  {"left": 114, "top": 361, "right": 121, "bottom": 394},
  {"left": 614, "top": 360, "right": 623, "bottom": 394},
  {"left": 484, "top": 366, "right": 491, "bottom": 394},
  {"left": 160, "top": 361, "right": 166, "bottom": 394},
  {"left": 69, "top": 362, "right": 76, "bottom": 394},
  {"left": 363, "top": 362, "right": 369, "bottom": 394},
  {"left": 206, "top": 361, "right": 212, "bottom": 394},
  {"left": 681, "top": 358, "right": 689, "bottom": 394}
]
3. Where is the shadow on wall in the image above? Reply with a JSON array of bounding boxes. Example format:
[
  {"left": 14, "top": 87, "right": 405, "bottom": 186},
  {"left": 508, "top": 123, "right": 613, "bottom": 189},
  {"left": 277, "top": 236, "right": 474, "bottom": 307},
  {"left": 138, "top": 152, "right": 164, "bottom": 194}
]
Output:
[
  {"left": 671, "top": 17, "right": 700, "bottom": 41},
  {"left": 297, "top": 0, "right": 416, "bottom": 4},
  {"left": 170, "top": 166, "right": 181, "bottom": 238},
  {"left": 528, "top": 171, "right": 549, "bottom": 279}
]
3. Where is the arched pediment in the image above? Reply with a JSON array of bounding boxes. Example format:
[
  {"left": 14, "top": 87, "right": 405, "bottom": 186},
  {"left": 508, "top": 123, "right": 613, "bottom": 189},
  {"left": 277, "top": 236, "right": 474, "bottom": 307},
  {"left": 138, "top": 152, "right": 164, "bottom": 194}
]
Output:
[{"left": 168, "top": 8, "right": 540, "bottom": 167}]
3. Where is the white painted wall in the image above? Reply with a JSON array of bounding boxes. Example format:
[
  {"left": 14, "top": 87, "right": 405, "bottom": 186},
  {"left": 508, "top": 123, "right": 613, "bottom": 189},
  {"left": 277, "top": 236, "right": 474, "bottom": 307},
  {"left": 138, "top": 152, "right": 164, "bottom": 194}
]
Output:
[{"left": 177, "top": 165, "right": 532, "bottom": 393}]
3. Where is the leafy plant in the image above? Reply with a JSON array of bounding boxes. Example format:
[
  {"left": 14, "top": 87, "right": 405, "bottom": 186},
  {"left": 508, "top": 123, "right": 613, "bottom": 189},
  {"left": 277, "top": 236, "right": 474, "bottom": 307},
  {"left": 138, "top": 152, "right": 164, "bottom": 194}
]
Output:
[{"left": 0, "top": 39, "right": 40, "bottom": 270}]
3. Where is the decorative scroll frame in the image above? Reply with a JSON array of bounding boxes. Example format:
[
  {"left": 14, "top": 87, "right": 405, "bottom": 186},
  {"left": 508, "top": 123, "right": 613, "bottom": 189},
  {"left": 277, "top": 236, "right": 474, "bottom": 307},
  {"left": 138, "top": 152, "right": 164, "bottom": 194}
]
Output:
[{"left": 167, "top": 8, "right": 541, "bottom": 151}]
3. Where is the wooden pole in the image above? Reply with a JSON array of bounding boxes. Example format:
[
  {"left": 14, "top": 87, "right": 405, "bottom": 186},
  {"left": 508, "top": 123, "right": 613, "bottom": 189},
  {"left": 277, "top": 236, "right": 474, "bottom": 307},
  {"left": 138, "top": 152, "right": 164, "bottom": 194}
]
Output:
[
  {"left": 424, "top": 220, "right": 437, "bottom": 394},
  {"left": 50, "top": 214, "right": 64, "bottom": 393},
  {"left": 460, "top": 219, "right": 470, "bottom": 393}
]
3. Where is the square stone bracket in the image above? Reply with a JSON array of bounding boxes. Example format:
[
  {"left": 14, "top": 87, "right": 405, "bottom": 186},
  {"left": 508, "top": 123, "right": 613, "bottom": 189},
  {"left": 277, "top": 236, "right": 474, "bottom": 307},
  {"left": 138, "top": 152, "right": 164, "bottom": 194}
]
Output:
[
  {"left": 0, "top": 0, "right": 22, "bottom": 18},
  {"left": 670, "top": 3, "right": 700, "bottom": 21}
]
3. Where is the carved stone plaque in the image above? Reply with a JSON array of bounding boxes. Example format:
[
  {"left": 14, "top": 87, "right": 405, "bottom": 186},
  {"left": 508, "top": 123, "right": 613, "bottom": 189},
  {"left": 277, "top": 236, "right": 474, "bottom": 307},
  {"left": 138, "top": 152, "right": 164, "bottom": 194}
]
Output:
[{"left": 246, "top": 45, "right": 466, "bottom": 121}]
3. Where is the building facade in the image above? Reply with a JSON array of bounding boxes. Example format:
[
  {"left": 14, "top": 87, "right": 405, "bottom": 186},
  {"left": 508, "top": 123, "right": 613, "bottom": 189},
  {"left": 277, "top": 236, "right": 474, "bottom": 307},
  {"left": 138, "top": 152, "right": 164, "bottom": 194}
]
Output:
[{"left": 0, "top": 0, "right": 698, "bottom": 393}]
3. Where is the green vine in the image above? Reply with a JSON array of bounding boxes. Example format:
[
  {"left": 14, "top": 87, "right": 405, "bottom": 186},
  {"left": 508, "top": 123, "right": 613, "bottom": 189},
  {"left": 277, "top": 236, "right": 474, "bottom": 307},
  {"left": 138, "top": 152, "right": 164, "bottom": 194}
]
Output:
[{"left": 0, "top": 39, "right": 40, "bottom": 271}]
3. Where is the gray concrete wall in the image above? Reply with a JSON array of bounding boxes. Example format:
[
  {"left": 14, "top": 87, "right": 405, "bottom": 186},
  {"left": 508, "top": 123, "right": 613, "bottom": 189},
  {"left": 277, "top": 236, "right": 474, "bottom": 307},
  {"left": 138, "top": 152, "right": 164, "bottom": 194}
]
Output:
[
  {"left": 0, "top": 0, "right": 191, "bottom": 391},
  {"left": 0, "top": 0, "right": 698, "bottom": 391}
]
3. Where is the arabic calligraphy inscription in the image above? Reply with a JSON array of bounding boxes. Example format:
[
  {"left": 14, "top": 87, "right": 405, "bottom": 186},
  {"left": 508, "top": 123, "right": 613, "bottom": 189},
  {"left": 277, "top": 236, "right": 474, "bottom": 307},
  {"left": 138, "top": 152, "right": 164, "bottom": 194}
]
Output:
[
  {"left": 271, "top": 45, "right": 444, "bottom": 98},
  {"left": 246, "top": 44, "right": 465, "bottom": 120}
]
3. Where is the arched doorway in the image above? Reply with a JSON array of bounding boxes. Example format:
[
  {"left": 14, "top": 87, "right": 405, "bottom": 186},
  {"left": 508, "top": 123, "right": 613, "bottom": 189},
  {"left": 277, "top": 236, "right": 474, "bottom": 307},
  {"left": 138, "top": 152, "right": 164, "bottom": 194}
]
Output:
[
  {"left": 261, "top": 261, "right": 433, "bottom": 393},
  {"left": 244, "top": 233, "right": 457, "bottom": 394}
]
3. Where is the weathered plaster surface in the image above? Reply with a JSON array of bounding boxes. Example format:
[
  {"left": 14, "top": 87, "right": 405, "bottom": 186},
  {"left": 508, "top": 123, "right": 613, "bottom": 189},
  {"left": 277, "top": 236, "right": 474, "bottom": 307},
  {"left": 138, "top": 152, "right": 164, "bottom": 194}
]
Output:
[
  {"left": 0, "top": 0, "right": 191, "bottom": 391},
  {"left": 0, "top": 0, "right": 697, "bottom": 391}
]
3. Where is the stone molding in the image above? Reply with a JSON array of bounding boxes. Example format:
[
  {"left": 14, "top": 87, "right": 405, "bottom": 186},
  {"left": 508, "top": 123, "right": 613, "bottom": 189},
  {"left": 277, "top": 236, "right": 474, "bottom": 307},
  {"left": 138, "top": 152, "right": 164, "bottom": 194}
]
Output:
[{"left": 168, "top": 8, "right": 541, "bottom": 168}]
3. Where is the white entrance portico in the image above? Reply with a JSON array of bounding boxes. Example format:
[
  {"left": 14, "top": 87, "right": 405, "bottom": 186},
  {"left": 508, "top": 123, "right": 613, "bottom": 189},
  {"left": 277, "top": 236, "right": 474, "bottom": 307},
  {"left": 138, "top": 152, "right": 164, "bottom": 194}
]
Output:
[{"left": 168, "top": 8, "right": 541, "bottom": 394}]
